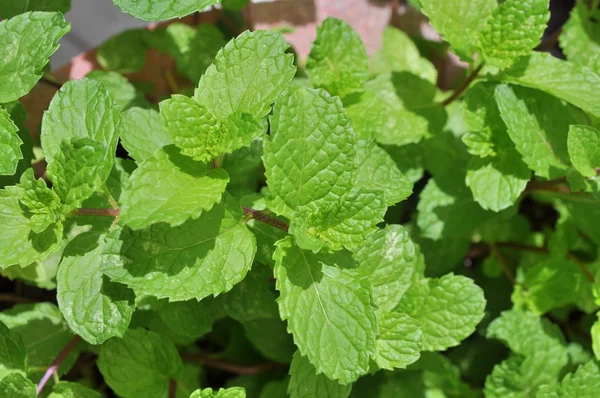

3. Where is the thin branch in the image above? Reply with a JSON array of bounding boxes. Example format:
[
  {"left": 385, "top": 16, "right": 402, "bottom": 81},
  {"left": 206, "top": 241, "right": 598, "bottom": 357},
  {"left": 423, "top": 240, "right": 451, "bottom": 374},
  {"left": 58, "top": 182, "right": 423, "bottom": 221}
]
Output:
[
  {"left": 490, "top": 244, "right": 516, "bottom": 285},
  {"left": 75, "top": 208, "right": 120, "bottom": 218},
  {"left": 37, "top": 336, "right": 82, "bottom": 395},
  {"left": 242, "top": 207, "right": 289, "bottom": 232},
  {"left": 0, "top": 294, "right": 33, "bottom": 304},
  {"left": 181, "top": 352, "right": 282, "bottom": 375},
  {"left": 441, "top": 63, "right": 484, "bottom": 106},
  {"left": 169, "top": 379, "right": 177, "bottom": 398},
  {"left": 40, "top": 75, "right": 63, "bottom": 90}
]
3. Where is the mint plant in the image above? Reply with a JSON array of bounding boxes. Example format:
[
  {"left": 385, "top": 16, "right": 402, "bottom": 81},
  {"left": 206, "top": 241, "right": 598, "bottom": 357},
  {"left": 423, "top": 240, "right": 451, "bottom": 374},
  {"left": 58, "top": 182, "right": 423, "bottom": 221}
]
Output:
[{"left": 1, "top": 0, "right": 600, "bottom": 397}]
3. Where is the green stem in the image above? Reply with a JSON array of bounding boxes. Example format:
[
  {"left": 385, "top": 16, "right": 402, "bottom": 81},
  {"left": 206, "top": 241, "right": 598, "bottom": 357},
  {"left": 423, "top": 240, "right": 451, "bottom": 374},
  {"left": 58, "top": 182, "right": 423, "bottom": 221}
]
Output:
[
  {"left": 75, "top": 208, "right": 121, "bottom": 217},
  {"left": 242, "top": 207, "right": 289, "bottom": 232},
  {"left": 441, "top": 63, "right": 484, "bottom": 106}
]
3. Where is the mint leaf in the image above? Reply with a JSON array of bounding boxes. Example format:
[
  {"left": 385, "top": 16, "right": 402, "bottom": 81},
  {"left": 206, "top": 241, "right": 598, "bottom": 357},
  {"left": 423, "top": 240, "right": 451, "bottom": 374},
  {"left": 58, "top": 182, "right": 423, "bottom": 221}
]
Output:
[
  {"left": 264, "top": 87, "right": 356, "bottom": 219},
  {"left": 57, "top": 232, "right": 135, "bottom": 345},
  {"left": 98, "top": 328, "right": 183, "bottom": 398},
  {"left": 0, "top": 108, "right": 22, "bottom": 176},
  {"left": 0, "top": 0, "right": 71, "bottom": 19},
  {"left": 477, "top": 0, "right": 549, "bottom": 69},
  {"left": 466, "top": 149, "right": 530, "bottom": 212},
  {"left": 120, "top": 107, "right": 172, "bottom": 162},
  {"left": 41, "top": 79, "right": 121, "bottom": 183},
  {"left": 353, "top": 225, "right": 417, "bottom": 312},
  {"left": 373, "top": 311, "right": 422, "bottom": 370},
  {"left": 499, "top": 52, "right": 600, "bottom": 118},
  {"left": 194, "top": 30, "right": 296, "bottom": 120},
  {"left": 0, "top": 320, "right": 26, "bottom": 377},
  {"left": 274, "top": 237, "right": 377, "bottom": 384},
  {"left": 190, "top": 387, "right": 246, "bottom": 398},
  {"left": 0, "top": 12, "right": 70, "bottom": 103},
  {"left": 0, "top": 101, "right": 34, "bottom": 186},
  {"left": 112, "top": 0, "right": 220, "bottom": 22},
  {"left": 306, "top": 18, "right": 368, "bottom": 98},
  {"left": 560, "top": 3, "right": 600, "bottom": 74},
  {"left": 344, "top": 92, "right": 389, "bottom": 141},
  {"left": 14, "top": 168, "right": 63, "bottom": 234},
  {"left": 86, "top": 70, "right": 149, "bottom": 110},
  {"left": 0, "top": 373, "right": 35, "bottom": 398},
  {"left": 119, "top": 145, "right": 229, "bottom": 230},
  {"left": 567, "top": 125, "right": 600, "bottom": 178},
  {"left": 97, "top": 29, "right": 149, "bottom": 74},
  {"left": 288, "top": 351, "right": 352, "bottom": 398},
  {"left": 103, "top": 193, "right": 256, "bottom": 302},
  {"left": 396, "top": 274, "right": 486, "bottom": 351},
  {"left": 494, "top": 84, "right": 585, "bottom": 179},
  {"left": 48, "top": 381, "right": 102, "bottom": 398},
  {"left": 243, "top": 318, "right": 295, "bottom": 364},
  {"left": 420, "top": 0, "right": 497, "bottom": 57},
  {"left": 537, "top": 360, "right": 600, "bottom": 398}
]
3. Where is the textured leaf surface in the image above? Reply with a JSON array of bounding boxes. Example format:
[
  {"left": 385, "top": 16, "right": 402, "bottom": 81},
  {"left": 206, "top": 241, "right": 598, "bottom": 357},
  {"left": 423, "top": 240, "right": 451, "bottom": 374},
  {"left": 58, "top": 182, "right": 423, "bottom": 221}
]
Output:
[
  {"left": 103, "top": 194, "right": 256, "bottom": 302},
  {"left": 112, "top": 0, "right": 219, "bottom": 22},
  {"left": 190, "top": 387, "right": 246, "bottom": 398},
  {"left": 48, "top": 381, "right": 102, "bottom": 398},
  {"left": 353, "top": 225, "right": 417, "bottom": 312},
  {"left": 306, "top": 18, "right": 368, "bottom": 97},
  {"left": 57, "top": 232, "right": 135, "bottom": 345},
  {"left": 120, "top": 145, "right": 229, "bottom": 230},
  {"left": 86, "top": 70, "right": 149, "bottom": 110},
  {"left": 41, "top": 79, "right": 121, "bottom": 182},
  {"left": 0, "top": 373, "right": 35, "bottom": 398},
  {"left": 567, "top": 125, "right": 600, "bottom": 178},
  {"left": 0, "top": 320, "right": 26, "bottom": 378},
  {"left": 396, "top": 274, "right": 486, "bottom": 351},
  {"left": 97, "top": 328, "right": 183, "bottom": 398},
  {"left": 560, "top": 3, "right": 600, "bottom": 74},
  {"left": 0, "top": 108, "right": 22, "bottom": 176},
  {"left": 194, "top": 30, "right": 296, "bottom": 120},
  {"left": 477, "top": 0, "right": 549, "bottom": 69},
  {"left": 500, "top": 52, "right": 600, "bottom": 118},
  {"left": 537, "top": 360, "right": 600, "bottom": 398},
  {"left": 0, "top": 0, "right": 71, "bottom": 19},
  {"left": 264, "top": 87, "right": 356, "bottom": 219},
  {"left": 373, "top": 311, "right": 422, "bottom": 370},
  {"left": 97, "top": 29, "right": 149, "bottom": 74},
  {"left": 120, "top": 107, "right": 172, "bottom": 162},
  {"left": 288, "top": 352, "right": 351, "bottom": 398},
  {"left": 274, "top": 238, "right": 377, "bottom": 384},
  {"left": 0, "top": 12, "right": 70, "bottom": 103}
]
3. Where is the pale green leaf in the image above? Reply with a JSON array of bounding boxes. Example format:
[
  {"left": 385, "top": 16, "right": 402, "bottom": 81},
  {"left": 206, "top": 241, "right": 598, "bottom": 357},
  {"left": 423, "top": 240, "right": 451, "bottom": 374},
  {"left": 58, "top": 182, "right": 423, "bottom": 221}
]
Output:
[
  {"left": 0, "top": 0, "right": 71, "bottom": 19},
  {"left": 103, "top": 193, "right": 256, "bottom": 302},
  {"left": 194, "top": 30, "right": 296, "bottom": 120},
  {"left": 373, "top": 311, "right": 422, "bottom": 370},
  {"left": 484, "top": 356, "right": 529, "bottom": 398},
  {"left": 396, "top": 274, "right": 486, "bottom": 351},
  {"left": 537, "top": 360, "right": 600, "bottom": 398},
  {"left": 567, "top": 125, "right": 600, "bottom": 178},
  {"left": 97, "top": 328, "right": 184, "bottom": 398},
  {"left": 97, "top": 29, "right": 149, "bottom": 74},
  {"left": 190, "top": 387, "right": 246, "bottom": 398},
  {"left": 119, "top": 145, "right": 229, "bottom": 230},
  {"left": 344, "top": 92, "right": 389, "bottom": 141},
  {"left": 274, "top": 237, "right": 377, "bottom": 384},
  {"left": 0, "top": 12, "right": 70, "bottom": 103},
  {"left": 57, "top": 232, "right": 135, "bottom": 345},
  {"left": 112, "top": 0, "right": 220, "bottom": 22},
  {"left": 120, "top": 107, "right": 172, "bottom": 162},
  {"left": 288, "top": 351, "right": 351, "bottom": 398},
  {"left": 477, "top": 0, "right": 549, "bottom": 69},
  {"left": 560, "top": 3, "right": 600, "bottom": 74},
  {"left": 0, "top": 373, "right": 35, "bottom": 398},
  {"left": 0, "top": 108, "right": 22, "bottom": 175},
  {"left": 306, "top": 18, "right": 368, "bottom": 97},
  {"left": 48, "top": 381, "right": 102, "bottom": 398},
  {"left": 0, "top": 320, "right": 26, "bottom": 378},
  {"left": 86, "top": 70, "right": 149, "bottom": 110},
  {"left": 353, "top": 225, "right": 417, "bottom": 312}
]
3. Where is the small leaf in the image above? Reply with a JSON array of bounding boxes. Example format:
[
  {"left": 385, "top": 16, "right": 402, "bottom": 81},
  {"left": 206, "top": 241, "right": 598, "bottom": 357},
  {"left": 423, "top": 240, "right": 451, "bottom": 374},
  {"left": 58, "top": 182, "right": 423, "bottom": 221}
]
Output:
[
  {"left": 372, "top": 312, "right": 422, "bottom": 370},
  {"left": 537, "top": 360, "right": 600, "bottom": 398},
  {"left": 567, "top": 125, "right": 600, "bottom": 178},
  {"left": 86, "top": 70, "right": 149, "bottom": 110},
  {"left": 190, "top": 387, "right": 246, "bottom": 398},
  {"left": 0, "top": 108, "right": 22, "bottom": 176},
  {"left": 0, "top": 373, "right": 35, "bottom": 398}
]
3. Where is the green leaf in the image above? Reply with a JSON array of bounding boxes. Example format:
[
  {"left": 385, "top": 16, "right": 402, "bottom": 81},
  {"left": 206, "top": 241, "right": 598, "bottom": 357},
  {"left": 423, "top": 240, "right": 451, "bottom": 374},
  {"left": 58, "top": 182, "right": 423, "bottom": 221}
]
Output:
[
  {"left": 593, "top": 317, "right": 600, "bottom": 360},
  {"left": 353, "top": 225, "right": 417, "bottom": 312},
  {"left": 344, "top": 92, "right": 389, "bottom": 141},
  {"left": 97, "top": 29, "right": 149, "bottom": 74},
  {"left": 86, "top": 70, "right": 149, "bottom": 110},
  {"left": 0, "top": 101, "right": 34, "bottom": 186},
  {"left": 48, "top": 381, "right": 102, "bottom": 398},
  {"left": 306, "top": 18, "right": 368, "bottom": 98},
  {"left": 499, "top": 52, "right": 600, "bottom": 118},
  {"left": 103, "top": 193, "right": 256, "bottom": 302},
  {"left": 0, "top": 12, "right": 70, "bottom": 103},
  {"left": 150, "top": 298, "right": 220, "bottom": 344},
  {"left": 264, "top": 87, "right": 356, "bottom": 219},
  {"left": 287, "top": 351, "right": 352, "bottom": 398},
  {"left": 56, "top": 232, "right": 135, "bottom": 345},
  {"left": 243, "top": 318, "right": 295, "bottom": 364},
  {"left": 560, "top": 3, "right": 600, "bottom": 74},
  {"left": 568, "top": 125, "right": 600, "bottom": 178},
  {"left": 372, "top": 311, "right": 422, "bottom": 370},
  {"left": 0, "top": 320, "right": 26, "bottom": 378},
  {"left": 119, "top": 145, "right": 229, "bottom": 230},
  {"left": 420, "top": 0, "right": 497, "bottom": 56},
  {"left": 222, "top": 0, "right": 249, "bottom": 11},
  {"left": 484, "top": 356, "right": 529, "bottom": 398},
  {"left": 476, "top": 0, "right": 549, "bottom": 69},
  {"left": 495, "top": 84, "right": 585, "bottom": 179},
  {"left": 190, "top": 387, "right": 246, "bottom": 398},
  {"left": 47, "top": 138, "right": 109, "bottom": 209},
  {"left": 97, "top": 328, "right": 184, "bottom": 398},
  {"left": 0, "top": 0, "right": 71, "bottom": 19},
  {"left": 396, "top": 274, "right": 486, "bottom": 351},
  {"left": 466, "top": 149, "right": 530, "bottom": 212},
  {"left": 41, "top": 79, "right": 121, "bottom": 183},
  {"left": 354, "top": 140, "right": 413, "bottom": 207},
  {"left": 112, "top": 0, "right": 220, "bottom": 22},
  {"left": 537, "top": 360, "right": 600, "bottom": 398},
  {"left": 194, "top": 30, "right": 296, "bottom": 120},
  {"left": 0, "top": 303, "right": 78, "bottom": 380},
  {"left": 0, "top": 108, "right": 22, "bottom": 175},
  {"left": 0, "top": 373, "right": 35, "bottom": 398},
  {"left": 120, "top": 107, "right": 172, "bottom": 162},
  {"left": 274, "top": 237, "right": 377, "bottom": 384}
]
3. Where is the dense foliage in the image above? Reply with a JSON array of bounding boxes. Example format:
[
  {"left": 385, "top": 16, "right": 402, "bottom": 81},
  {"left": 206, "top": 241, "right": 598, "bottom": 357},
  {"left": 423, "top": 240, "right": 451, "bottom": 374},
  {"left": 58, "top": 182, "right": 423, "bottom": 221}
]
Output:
[{"left": 1, "top": 0, "right": 600, "bottom": 397}]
